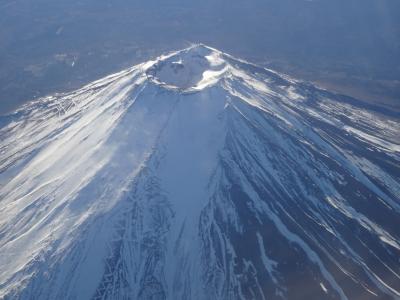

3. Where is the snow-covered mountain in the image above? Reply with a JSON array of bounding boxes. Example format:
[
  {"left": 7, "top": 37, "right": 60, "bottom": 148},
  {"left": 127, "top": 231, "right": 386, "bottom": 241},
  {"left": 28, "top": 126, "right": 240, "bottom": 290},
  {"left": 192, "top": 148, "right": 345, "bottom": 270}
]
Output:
[{"left": 0, "top": 44, "right": 399, "bottom": 300}]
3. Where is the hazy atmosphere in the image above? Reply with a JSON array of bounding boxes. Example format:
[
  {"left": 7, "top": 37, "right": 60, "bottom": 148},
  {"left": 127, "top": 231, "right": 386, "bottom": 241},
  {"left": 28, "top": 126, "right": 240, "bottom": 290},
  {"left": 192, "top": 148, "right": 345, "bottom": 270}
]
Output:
[
  {"left": 1, "top": 0, "right": 399, "bottom": 114},
  {"left": 1, "top": 1, "right": 399, "bottom": 299}
]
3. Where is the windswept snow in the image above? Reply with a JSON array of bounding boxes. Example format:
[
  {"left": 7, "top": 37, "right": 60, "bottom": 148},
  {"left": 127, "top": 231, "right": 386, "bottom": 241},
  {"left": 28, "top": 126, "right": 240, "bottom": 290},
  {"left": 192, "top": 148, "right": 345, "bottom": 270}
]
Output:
[{"left": 0, "top": 44, "right": 399, "bottom": 300}]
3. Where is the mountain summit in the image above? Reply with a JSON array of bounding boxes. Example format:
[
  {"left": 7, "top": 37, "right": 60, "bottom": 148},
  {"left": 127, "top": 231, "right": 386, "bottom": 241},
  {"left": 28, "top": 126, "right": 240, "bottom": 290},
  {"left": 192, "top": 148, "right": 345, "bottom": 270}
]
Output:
[
  {"left": 0, "top": 45, "right": 399, "bottom": 300},
  {"left": 146, "top": 44, "right": 228, "bottom": 90}
]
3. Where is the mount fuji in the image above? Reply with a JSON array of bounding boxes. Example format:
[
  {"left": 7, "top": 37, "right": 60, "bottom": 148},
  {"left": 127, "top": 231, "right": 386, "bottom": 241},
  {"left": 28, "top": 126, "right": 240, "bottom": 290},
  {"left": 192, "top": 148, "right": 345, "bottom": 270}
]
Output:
[{"left": 0, "top": 44, "right": 399, "bottom": 300}]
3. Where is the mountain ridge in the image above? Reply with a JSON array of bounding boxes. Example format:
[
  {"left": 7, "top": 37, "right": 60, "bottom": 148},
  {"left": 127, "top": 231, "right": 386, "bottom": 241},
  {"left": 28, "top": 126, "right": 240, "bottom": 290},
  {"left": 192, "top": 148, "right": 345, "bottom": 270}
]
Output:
[{"left": 0, "top": 45, "right": 399, "bottom": 300}]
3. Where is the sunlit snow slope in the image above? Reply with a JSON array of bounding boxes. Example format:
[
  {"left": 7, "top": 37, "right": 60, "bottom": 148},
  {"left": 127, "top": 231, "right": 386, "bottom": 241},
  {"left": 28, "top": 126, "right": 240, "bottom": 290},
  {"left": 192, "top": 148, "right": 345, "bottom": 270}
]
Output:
[{"left": 0, "top": 45, "right": 399, "bottom": 300}]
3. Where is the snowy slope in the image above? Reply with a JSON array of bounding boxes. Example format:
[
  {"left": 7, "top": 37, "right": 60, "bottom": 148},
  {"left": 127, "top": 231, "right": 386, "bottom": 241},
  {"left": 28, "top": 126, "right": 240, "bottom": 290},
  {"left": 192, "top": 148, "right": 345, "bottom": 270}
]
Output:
[{"left": 0, "top": 45, "right": 399, "bottom": 300}]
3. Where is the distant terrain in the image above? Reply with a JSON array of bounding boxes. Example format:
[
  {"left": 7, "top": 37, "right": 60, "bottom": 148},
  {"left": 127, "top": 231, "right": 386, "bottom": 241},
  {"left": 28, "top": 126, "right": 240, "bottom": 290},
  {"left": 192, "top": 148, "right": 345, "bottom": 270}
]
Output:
[{"left": 1, "top": 0, "right": 399, "bottom": 114}]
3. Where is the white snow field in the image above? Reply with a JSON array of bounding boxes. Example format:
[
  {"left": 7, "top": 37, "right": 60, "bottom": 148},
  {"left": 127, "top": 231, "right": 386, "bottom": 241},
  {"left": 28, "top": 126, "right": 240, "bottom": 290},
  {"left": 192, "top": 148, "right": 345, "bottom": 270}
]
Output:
[{"left": 0, "top": 45, "right": 399, "bottom": 300}]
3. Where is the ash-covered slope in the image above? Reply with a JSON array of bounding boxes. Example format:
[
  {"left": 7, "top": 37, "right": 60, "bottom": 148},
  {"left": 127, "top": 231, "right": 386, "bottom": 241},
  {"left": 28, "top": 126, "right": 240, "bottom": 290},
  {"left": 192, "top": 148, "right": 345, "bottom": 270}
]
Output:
[{"left": 0, "top": 45, "right": 399, "bottom": 300}]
